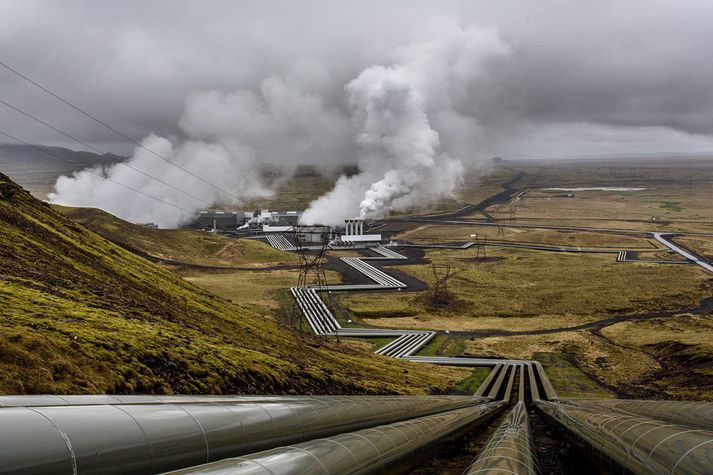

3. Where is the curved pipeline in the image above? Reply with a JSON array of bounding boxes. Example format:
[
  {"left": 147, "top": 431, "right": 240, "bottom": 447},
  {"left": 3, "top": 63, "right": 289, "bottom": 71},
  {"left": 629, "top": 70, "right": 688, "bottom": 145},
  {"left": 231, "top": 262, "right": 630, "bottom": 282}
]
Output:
[
  {"left": 561, "top": 398, "right": 713, "bottom": 432},
  {"left": 464, "top": 401, "right": 537, "bottom": 475},
  {"left": 0, "top": 395, "right": 484, "bottom": 474},
  {"left": 536, "top": 400, "right": 713, "bottom": 474},
  {"left": 165, "top": 401, "right": 506, "bottom": 475}
]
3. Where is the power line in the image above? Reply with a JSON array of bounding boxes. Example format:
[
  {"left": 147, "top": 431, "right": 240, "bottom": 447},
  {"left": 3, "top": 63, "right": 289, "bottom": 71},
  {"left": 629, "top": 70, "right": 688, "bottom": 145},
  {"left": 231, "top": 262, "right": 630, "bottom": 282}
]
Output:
[
  {"left": 0, "top": 59, "right": 242, "bottom": 202},
  {"left": 0, "top": 128, "right": 194, "bottom": 214},
  {"left": 0, "top": 98, "right": 212, "bottom": 206}
]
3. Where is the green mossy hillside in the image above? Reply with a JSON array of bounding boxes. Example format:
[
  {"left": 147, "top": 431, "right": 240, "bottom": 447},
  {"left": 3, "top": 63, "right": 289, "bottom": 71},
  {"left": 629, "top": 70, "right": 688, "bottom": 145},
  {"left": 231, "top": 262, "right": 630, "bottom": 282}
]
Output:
[
  {"left": 0, "top": 175, "right": 465, "bottom": 395},
  {"left": 54, "top": 205, "right": 297, "bottom": 267}
]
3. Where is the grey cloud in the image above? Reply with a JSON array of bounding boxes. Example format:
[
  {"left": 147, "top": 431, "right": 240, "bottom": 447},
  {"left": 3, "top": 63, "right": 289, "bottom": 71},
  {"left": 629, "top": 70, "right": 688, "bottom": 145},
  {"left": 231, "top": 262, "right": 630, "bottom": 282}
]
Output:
[{"left": 1, "top": 0, "right": 713, "bottom": 154}]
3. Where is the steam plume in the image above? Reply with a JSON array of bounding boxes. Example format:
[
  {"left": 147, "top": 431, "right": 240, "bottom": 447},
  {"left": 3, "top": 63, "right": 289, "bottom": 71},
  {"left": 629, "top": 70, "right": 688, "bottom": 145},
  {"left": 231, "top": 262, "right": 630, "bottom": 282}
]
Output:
[
  {"left": 49, "top": 74, "right": 351, "bottom": 227},
  {"left": 301, "top": 22, "right": 509, "bottom": 224},
  {"left": 50, "top": 21, "right": 509, "bottom": 227}
]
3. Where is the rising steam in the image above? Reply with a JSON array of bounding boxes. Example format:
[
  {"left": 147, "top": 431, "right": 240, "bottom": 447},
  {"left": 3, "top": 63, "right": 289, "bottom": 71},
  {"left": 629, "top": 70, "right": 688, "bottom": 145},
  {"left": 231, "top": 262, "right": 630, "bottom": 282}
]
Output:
[
  {"left": 50, "top": 21, "right": 509, "bottom": 227},
  {"left": 49, "top": 74, "right": 351, "bottom": 227},
  {"left": 301, "top": 22, "right": 510, "bottom": 224}
]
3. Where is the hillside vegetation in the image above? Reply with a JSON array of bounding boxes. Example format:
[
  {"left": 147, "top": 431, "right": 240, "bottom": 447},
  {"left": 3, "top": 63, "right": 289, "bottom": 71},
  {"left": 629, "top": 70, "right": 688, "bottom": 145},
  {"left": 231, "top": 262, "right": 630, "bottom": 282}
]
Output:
[
  {"left": 0, "top": 174, "right": 466, "bottom": 395},
  {"left": 55, "top": 205, "right": 297, "bottom": 267}
]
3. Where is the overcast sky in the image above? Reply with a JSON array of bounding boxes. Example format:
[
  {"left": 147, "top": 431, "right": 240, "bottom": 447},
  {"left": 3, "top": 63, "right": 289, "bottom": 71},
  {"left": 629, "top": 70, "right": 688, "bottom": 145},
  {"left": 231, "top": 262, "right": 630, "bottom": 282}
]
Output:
[{"left": 2, "top": 0, "right": 713, "bottom": 159}]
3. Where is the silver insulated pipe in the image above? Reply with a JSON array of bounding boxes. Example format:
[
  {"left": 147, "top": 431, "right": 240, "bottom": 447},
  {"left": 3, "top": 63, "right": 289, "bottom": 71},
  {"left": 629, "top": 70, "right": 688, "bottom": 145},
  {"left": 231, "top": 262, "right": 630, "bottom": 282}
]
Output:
[
  {"left": 165, "top": 401, "right": 506, "bottom": 474},
  {"left": 536, "top": 400, "right": 713, "bottom": 474},
  {"left": 0, "top": 395, "right": 485, "bottom": 474},
  {"left": 464, "top": 401, "right": 537, "bottom": 475},
  {"left": 559, "top": 398, "right": 713, "bottom": 432}
]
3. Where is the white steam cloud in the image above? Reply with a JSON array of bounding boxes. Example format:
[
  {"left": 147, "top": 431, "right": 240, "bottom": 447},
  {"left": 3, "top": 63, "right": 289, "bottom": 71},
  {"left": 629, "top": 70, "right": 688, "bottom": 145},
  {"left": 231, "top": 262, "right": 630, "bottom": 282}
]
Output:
[
  {"left": 50, "top": 134, "right": 270, "bottom": 227},
  {"left": 49, "top": 72, "right": 351, "bottom": 227},
  {"left": 301, "top": 22, "right": 510, "bottom": 224},
  {"left": 50, "top": 21, "right": 510, "bottom": 227}
]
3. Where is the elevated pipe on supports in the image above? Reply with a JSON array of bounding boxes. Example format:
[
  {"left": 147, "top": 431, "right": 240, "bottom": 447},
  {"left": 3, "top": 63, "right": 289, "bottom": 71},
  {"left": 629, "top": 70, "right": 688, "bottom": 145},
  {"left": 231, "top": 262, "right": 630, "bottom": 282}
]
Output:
[
  {"left": 166, "top": 401, "right": 506, "bottom": 475},
  {"left": 536, "top": 400, "right": 713, "bottom": 474},
  {"left": 503, "top": 365, "right": 516, "bottom": 403},
  {"left": 534, "top": 361, "right": 558, "bottom": 400},
  {"left": 487, "top": 364, "right": 510, "bottom": 400},
  {"left": 464, "top": 401, "right": 537, "bottom": 475},
  {"left": 474, "top": 364, "right": 503, "bottom": 398},
  {"left": 0, "top": 395, "right": 485, "bottom": 474},
  {"left": 527, "top": 363, "right": 540, "bottom": 402}
]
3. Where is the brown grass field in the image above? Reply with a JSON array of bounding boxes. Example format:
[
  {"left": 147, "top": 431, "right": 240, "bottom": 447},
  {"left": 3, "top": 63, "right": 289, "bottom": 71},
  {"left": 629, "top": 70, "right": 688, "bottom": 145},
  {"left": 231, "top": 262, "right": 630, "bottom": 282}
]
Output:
[
  {"left": 340, "top": 159, "right": 713, "bottom": 397},
  {"left": 478, "top": 160, "right": 713, "bottom": 234},
  {"left": 50, "top": 158, "right": 713, "bottom": 398},
  {"left": 340, "top": 246, "right": 710, "bottom": 331},
  {"left": 393, "top": 224, "right": 659, "bottom": 249},
  {"left": 675, "top": 235, "right": 713, "bottom": 260}
]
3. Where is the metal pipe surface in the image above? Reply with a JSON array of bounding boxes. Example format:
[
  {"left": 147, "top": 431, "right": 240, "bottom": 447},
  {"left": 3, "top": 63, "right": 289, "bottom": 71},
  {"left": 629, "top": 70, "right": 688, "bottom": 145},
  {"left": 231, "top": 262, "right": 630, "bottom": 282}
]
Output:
[
  {"left": 0, "top": 394, "right": 361, "bottom": 407},
  {"left": 527, "top": 363, "right": 539, "bottom": 402},
  {"left": 536, "top": 401, "right": 713, "bottom": 474},
  {"left": 503, "top": 366, "right": 516, "bottom": 403},
  {"left": 474, "top": 364, "right": 502, "bottom": 397},
  {"left": 464, "top": 402, "right": 537, "bottom": 475},
  {"left": 561, "top": 398, "right": 713, "bottom": 432},
  {"left": 0, "top": 395, "right": 484, "bottom": 474},
  {"left": 534, "top": 362, "right": 558, "bottom": 400},
  {"left": 487, "top": 364, "right": 509, "bottom": 400},
  {"left": 165, "top": 401, "right": 506, "bottom": 475}
]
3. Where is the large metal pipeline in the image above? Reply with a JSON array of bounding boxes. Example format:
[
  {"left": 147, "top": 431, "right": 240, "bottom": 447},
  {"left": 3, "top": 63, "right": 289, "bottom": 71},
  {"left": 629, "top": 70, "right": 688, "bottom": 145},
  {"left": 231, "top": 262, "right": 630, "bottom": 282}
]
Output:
[
  {"left": 561, "top": 398, "right": 713, "bottom": 432},
  {"left": 527, "top": 363, "right": 540, "bottom": 402},
  {"left": 0, "top": 395, "right": 485, "bottom": 474},
  {"left": 474, "top": 364, "right": 503, "bottom": 398},
  {"left": 487, "top": 364, "right": 510, "bottom": 400},
  {"left": 536, "top": 400, "right": 713, "bottom": 474},
  {"left": 0, "top": 394, "right": 353, "bottom": 407},
  {"left": 464, "top": 401, "right": 537, "bottom": 475},
  {"left": 502, "top": 365, "right": 517, "bottom": 403},
  {"left": 533, "top": 361, "right": 558, "bottom": 400},
  {"left": 165, "top": 401, "right": 507, "bottom": 475}
]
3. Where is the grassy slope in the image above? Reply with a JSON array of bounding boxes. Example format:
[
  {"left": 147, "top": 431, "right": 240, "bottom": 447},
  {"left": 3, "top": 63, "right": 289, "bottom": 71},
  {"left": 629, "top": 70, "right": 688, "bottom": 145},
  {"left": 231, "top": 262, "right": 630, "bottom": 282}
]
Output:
[
  {"left": 54, "top": 205, "right": 297, "bottom": 267},
  {"left": 0, "top": 175, "right": 466, "bottom": 395},
  {"left": 602, "top": 316, "right": 713, "bottom": 399},
  {"left": 394, "top": 224, "right": 658, "bottom": 249}
]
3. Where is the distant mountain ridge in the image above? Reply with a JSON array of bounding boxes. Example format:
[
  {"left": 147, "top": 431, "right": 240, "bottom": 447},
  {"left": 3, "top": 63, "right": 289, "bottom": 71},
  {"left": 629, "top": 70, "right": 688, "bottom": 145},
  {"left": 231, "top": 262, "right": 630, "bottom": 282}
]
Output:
[{"left": 0, "top": 143, "right": 126, "bottom": 198}]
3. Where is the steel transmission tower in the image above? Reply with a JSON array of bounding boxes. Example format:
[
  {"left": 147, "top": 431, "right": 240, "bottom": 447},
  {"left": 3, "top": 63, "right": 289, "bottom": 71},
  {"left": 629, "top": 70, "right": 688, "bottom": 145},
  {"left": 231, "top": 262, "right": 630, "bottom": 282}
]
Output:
[{"left": 290, "top": 225, "right": 336, "bottom": 334}]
